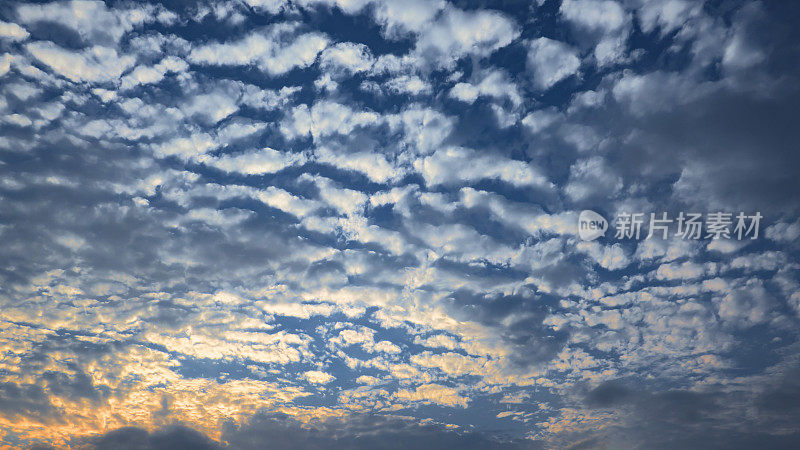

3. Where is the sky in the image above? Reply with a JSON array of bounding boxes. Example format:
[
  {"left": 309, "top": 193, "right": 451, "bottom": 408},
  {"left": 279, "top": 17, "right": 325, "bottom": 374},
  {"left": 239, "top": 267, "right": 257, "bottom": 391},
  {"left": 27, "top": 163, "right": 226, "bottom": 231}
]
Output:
[{"left": 1, "top": 0, "right": 800, "bottom": 448}]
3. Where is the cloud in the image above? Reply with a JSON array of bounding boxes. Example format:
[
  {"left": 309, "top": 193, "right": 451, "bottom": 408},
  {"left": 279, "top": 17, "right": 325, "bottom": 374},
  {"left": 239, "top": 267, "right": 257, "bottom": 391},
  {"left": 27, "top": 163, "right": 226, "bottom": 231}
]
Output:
[
  {"left": 560, "top": 0, "right": 627, "bottom": 35},
  {"left": 448, "top": 69, "right": 521, "bottom": 106},
  {"left": 181, "top": 90, "right": 241, "bottom": 124},
  {"left": 635, "top": 0, "right": 702, "bottom": 36},
  {"left": 612, "top": 70, "right": 713, "bottom": 116},
  {"left": 314, "top": 146, "right": 398, "bottom": 183},
  {"left": 220, "top": 412, "right": 534, "bottom": 449},
  {"left": 394, "top": 383, "right": 469, "bottom": 408},
  {"left": 199, "top": 148, "right": 307, "bottom": 176},
  {"left": 521, "top": 108, "right": 560, "bottom": 134},
  {"left": 373, "top": 0, "right": 445, "bottom": 37},
  {"left": 714, "top": 281, "right": 775, "bottom": 327},
  {"left": 527, "top": 38, "right": 581, "bottom": 90},
  {"left": 415, "top": 6, "right": 520, "bottom": 68},
  {"left": 16, "top": 0, "right": 163, "bottom": 45},
  {"left": 120, "top": 57, "right": 188, "bottom": 90},
  {"left": 0, "top": 382, "right": 56, "bottom": 422},
  {"left": 654, "top": 261, "right": 715, "bottom": 280},
  {"left": 578, "top": 375, "right": 800, "bottom": 449},
  {"left": 296, "top": 0, "right": 374, "bottom": 14},
  {"left": 81, "top": 425, "right": 219, "bottom": 450},
  {"left": 242, "top": 0, "right": 289, "bottom": 14},
  {"left": 0, "top": 21, "right": 29, "bottom": 42},
  {"left": 576, "top": 242, "right": 630, "bottom": 270},
  {"left": 303, "top": 370, "right": 335, "bottom": 384},
  {"left": 766, "top": 220, "right": 800, "bottom": 243},
  {"left": 563, "top": 156, "right": 623, "bottom": 202},
  {"left": 2, "top": 1, "right": 800, "bottom": 448},
  {"left": 414, "top": 147, "right": 551, "bottom": 188},
  {"left": 559, "top": 0, "right": 630, "bottom": 66},
  {"left": 0, "top": 53, "right": 12, "bottom": 76},
  {"left": 721, "top": 4, "right": 767, "bottom": 72},
  {"left": 280, "top": 101, "right": 381, "bottom": 140},
  {"left": 385, "top": 75, "right": 431, "bottom": 96},
  {"left": 319, "top": 42, "right": 374, "bottom": 75},
  {"left": 152, "top": 133, "right": 218, "bottom": 160},
  {"left": 188, "top": 23, "right": 328, "bottom": 76},
  {"left": 25, "top": 42, "right": 135, "bottom": 83}
]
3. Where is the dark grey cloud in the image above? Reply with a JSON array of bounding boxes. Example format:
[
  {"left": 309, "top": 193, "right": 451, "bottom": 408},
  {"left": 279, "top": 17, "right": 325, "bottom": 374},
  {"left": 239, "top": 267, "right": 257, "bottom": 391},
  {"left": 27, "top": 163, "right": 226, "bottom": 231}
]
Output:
[
  {"left": 0, "top": 382, "right": 55, "bottom": 422},
  {"left": 79, "top": 425, "right": 219, "bottom": 450},
  {"left": 69, "top": 413, "right": 541, "bottom": 450},
  {"left": 222, "top": 412, "right": 540, "bottom": 450},
  {"left": 578, "top": 374, "right": 800, "bottom": 450},
  {"left": 445, "top": 287, "right": 570, "bottom": 367}
]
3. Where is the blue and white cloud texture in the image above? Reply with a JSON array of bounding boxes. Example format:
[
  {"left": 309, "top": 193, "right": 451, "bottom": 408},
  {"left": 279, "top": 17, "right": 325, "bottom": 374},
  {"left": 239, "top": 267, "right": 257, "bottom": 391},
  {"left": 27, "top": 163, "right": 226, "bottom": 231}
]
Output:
[{"left": 1, "top": 0, "right": 800, "bottom": 448}]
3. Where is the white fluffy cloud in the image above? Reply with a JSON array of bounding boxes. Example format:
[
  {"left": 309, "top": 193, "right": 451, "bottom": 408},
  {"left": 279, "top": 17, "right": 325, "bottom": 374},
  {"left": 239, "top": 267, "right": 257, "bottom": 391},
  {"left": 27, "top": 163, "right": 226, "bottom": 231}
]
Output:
[
  {"left": 415, "top": 6, "right": 519, "bottom": 68},
  {"left": 0, "top": 21, "right": 29, "bottom": 42},
  {"left": 280, "top": 101, "right": 381, "bottom": 140},
  {"left": 303, "top": 370, "right": 335, "bottom": 384},
  {"left": 449, "top": 69, "right": 521, "bottom": 106},
  {"left": 199, "top": 148, "right": 307, "bottom": 175},
  {"left": 577, "top": 242, "right": 630, "bottom": 270},
  {"left": 635, "top": 0, "right": 702, "bottom": 36},
  {"left": 320, "top": 42, "right": 374, "bottom": 74},
  {"left": 373, "top": 0, "right": 445, "bottom": 37},
  {"left": 181, "top": 90, "right": 240, "bottom": 124},
  {"left": 120, "top": 56, "right": 187, "bottom": 90},
  {"left": 560, "top": 0, "right": 627, "bottom": 35},
  {"left": 564, "top": 156, "right": 623, "bottom": 201},
  {"left": 385, "top": 75, "right": 431, "bottom": 95},
  {"left": 315, "top": 147, "right": 398, "bottom": 183},
  {"left": 527, "top": 37, "right": 581, "bottom": 90},
  {"left": 521, "top": 108, "right": 560, "bottom": 134},
  {"left": 17, "top": 0, "right": 162, "bottom": 44},
  {"left": 394, "top": 383, "right": 469, "bottom": 408},
  {"left": 563, "top": 0, "right": 630, "bottom": 66},
  {"left": 414, "top": 147, "right": 551, "bottom": 189},
  {"left": 25, "top": 42, "right": 135, "bottom": 83},
  {"left": 189, "top": 23, "right": 329, "bottom": 76}
]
